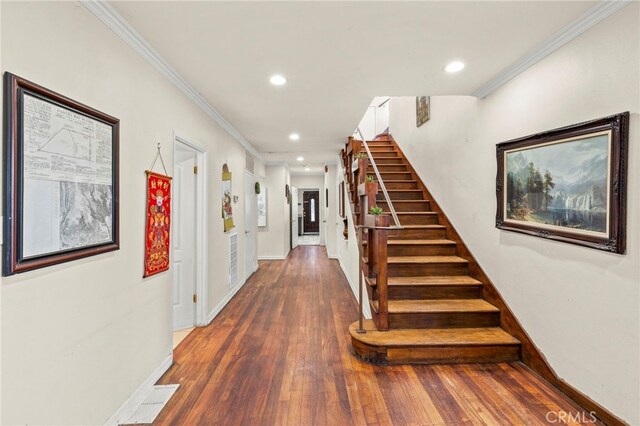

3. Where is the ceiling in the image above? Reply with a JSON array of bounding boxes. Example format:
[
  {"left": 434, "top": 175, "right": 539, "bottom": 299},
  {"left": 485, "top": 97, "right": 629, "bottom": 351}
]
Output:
[{"left": 111, "top": 1, "right": 597, "bottom": 170}]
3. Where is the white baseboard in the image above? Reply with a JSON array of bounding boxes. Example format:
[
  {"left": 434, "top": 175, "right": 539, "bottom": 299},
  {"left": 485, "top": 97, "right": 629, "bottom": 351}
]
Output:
[
  {"left": 206, "top": 278, "right": 247, "bottom": 325},
  {"left": 258, "top": 255, "right": 286, "bottom": 260},
  {"left": 338, "top": 258, "right": 372, "bottom": 319},
  {"left": 104, "top": 354, "right": 173, "bottom": 425}
]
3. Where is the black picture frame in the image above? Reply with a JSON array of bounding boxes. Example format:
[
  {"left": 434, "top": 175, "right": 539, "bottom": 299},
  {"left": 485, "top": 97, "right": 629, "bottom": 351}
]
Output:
[
  {"left": 3, "top": 73, "right": 120, "bottom": 275},
  {"left": 496, "top": 112, "right": 628, "bottom": 254}
]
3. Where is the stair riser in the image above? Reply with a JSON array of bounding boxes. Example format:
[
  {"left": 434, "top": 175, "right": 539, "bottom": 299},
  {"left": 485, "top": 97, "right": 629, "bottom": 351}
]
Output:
[
  {"left": 377, "top": 191, "right": 424, "bottom": 200},
  {"left": 387, "top": 262, "right": 468, "bottom": 276},
  {"left": 378, "top": 181, "right": 418, "bottom": 189},
  {"left": 368, "top": 148, "right": 397, "bottom": 154},
  {"left": 379, "top": 201, "right": 431, "bottom": 211},
  {"left": 387, "top": 311, "right": 500, "bottom": 329},
  {"left": 386, "top": 345, "right": 520, "bottom": 365},
  {"left": 377, "top": 173, "right": 413, "bottom": 180},
  {"left": 372, "top": 158, "right": 404, "bottom": 164},
  {"left": 395, "top": 214, "right": 439, "bottom": 225},
  {"left": 368, "top": 165, "right": 408, "bottom": 172},
  {"left": 386, "top": 244, "right": 456, "bottom": 256},
  {"left": 388, "top": 228, "right": 447, "bottom": 239},
  {"left": 384, "top": 285, "right": 482, "bottom": 300},
  {"left": 370, "top": 153, "right": 400, "bottom": 159}
]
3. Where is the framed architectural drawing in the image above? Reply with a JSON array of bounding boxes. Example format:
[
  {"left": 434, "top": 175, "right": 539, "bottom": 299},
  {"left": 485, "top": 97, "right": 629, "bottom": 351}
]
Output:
[
  {"left": 257, "top": 188, "right": 267, "bottom": 228},
  {"left": 3, "top": 73, "right": 120, "bottom": 275},
  {"left": 416, "top": 96, "right": 430, "bottom": 127},
  {"left": 496, "top": 112, "right": 629, "bottom": 254}
]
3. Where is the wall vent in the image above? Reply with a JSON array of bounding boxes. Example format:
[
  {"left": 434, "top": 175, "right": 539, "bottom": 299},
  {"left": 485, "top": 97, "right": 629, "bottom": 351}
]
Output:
[
  {"left": 229, "top": 232, "right": 239, "bottom": 288},
  {"left": 245, "top": 150, "right": 255, "bottom": 173}
]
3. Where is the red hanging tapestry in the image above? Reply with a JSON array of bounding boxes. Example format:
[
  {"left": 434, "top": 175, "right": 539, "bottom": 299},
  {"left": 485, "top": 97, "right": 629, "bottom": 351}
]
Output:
[{"left": 144, "top": 171, "right": 172, "bottom": 277}]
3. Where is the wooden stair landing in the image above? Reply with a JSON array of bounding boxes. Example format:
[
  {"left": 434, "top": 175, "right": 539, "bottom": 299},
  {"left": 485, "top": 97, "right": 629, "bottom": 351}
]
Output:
[
  {"left": 348, "top": 135, "right": 522, "bottom": 365},
  {"left": 349, "top": 320, "right": 520, "bottom": 365}
]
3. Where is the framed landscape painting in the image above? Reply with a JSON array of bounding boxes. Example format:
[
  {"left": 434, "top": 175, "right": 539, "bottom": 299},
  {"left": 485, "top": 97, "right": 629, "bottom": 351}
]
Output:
[{"left": 496, "top": 112, "right": 629, "bottom": 254}]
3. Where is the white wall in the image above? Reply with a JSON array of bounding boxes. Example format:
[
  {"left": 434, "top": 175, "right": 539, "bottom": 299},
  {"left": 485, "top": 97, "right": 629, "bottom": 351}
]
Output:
[
  {"left": 324, "top": 165, "right": 338, "bottom": 257},
  {"left": 257, "top": 165, "right": 291, "bottom": 259},
  {"left": 334, "top": 159, "right": 372, "bottom": 319},
  {"left": 1, "top": 2, "right": 253, "bottom": 424},
  {"left": 389, "top": 6, "right": 639, "bottom": 423}
]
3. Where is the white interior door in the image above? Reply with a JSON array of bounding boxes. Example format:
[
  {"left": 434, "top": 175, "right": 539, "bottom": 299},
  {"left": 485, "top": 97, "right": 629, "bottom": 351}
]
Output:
[
  {"left": 244, "top": 171, "right": 256, "bottom": 280},
  {"left": 291, "top": 186, "right": 299, "bottom": 249},
  {"left": 172, "top": 147, "right": 196, "bottom": 331}
]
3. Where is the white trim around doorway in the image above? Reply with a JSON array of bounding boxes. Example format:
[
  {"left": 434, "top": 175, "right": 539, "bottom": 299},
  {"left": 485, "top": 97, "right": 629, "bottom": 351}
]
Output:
[{"left": 173, "top": 132, "right": 209, "bottom": 327}]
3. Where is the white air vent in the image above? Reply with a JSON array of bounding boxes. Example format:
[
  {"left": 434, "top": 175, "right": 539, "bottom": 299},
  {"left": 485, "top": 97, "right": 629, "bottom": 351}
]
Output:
[
  {"left": 122, "top": 385, "right": 179, "bottom": 424},
  {"left": 229, "top": 232, "right": 239, "bottom": 288},
  {"left": 245, "top": 150, "right": 255, "bottom": 173}
]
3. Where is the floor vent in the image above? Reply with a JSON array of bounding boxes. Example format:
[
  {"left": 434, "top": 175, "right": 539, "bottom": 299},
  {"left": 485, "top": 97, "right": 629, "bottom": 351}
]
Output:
[
  {"left": 121, "top": 384, "right": 179, "bottom": 425},
  {"left": 229, "top": 232, "right": 239, "bottom": 288}
]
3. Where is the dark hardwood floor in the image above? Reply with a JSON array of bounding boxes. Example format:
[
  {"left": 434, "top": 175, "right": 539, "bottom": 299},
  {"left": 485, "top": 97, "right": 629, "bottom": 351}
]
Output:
[{"left": 154, "top": 246, "right": 599, "bottom": 425}]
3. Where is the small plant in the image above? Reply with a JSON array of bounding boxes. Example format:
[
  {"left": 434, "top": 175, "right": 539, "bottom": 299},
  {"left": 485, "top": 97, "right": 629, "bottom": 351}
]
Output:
[
  {"left": 356, "top": 152, "right": 367, "bottom": 159},
  {"left": 366, "top": 175, "right": 375, "bottom": 183},
  {"left": 369, "top": 205, "right": 384, "bottom": 215},
  {"left": 254, "top": 182, "right": 261, "bottom": 194}
]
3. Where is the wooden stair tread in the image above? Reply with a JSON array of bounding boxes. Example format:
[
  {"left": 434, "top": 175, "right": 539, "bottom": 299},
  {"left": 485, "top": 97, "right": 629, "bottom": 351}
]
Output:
[
  {"left": 363, "top": 239, "right": 455, "bottom": 246},
  {"left": 369, "top": 276, "right": 482, "bottom": 286},
  {"left": 350, "top": 320, "right": 519, "bottom": 347},
  {"left": 378, "top": 200, "right": 429, "bottom": 203},
  {"left": 371, "top": 299, "right": 499, "bottom": 313},
  {"left": 366, "top": 255, "right": 467, "bottom": 264},
  {"left": 391, "top": 225, "right": 445, "bottom": 229}
]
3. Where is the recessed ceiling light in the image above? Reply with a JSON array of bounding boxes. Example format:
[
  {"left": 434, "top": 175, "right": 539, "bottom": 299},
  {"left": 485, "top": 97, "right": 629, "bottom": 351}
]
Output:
[
  {"left": 304, "top": 167, "right": 310, "bottom": 172},
  {"left": 445, "top": 61, "right": 465, "bottom": 73},
  {"left": 289, "top": 133, "right": 300, "bottom": 141},
  {"left": 297, "top": 156, "right": 304, "bottom": 161},
  {"left": 270, "top": 74, "right": 287, "bottom": 85}
]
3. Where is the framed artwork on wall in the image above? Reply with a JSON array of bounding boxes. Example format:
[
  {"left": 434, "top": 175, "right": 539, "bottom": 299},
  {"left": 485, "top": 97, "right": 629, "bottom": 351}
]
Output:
[
  {"left": 416, "top": 96, "right": 430, "bottom": 127},
  {"left": 496, "top": 112, "right": 629, "bottom": 254},
  {"left": 222, "top": 164, "right": 234, "bottom": 232},
  {"left": 257, "top": 188, "right": 267, "bottom": 228},
  {"left": 3, "top": 73, "right": 120, "bottom": 276}
]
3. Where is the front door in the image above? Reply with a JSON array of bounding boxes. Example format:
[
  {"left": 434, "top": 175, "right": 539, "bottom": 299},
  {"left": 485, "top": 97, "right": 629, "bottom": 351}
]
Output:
[
  {"left": 172, "top": 147, "right": 197, "bottom": 331},
  {"left": 303, "top": 191, "right": 320, "bottom": 234}
]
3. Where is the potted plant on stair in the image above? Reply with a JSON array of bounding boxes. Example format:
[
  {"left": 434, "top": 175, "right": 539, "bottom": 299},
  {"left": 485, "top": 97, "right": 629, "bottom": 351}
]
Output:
[
  {"left": 365, "top": 175, "right": 378, "bottom": 212},
  {"left": 366, "top": 205, "right": 390, "bottom": 228}
]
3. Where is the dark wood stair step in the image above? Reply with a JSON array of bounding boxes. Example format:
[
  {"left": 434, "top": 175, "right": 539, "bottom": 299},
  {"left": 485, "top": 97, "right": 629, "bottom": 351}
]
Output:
[
  {"left": 369, "top": 254, "right": 468, "bottom": 275},
  {"left": 363, "top": 238, "right": 455, "bottom": 255},
  {"left": 375, "top": 171, "right": 414, "bottom": 180},
  {"left": 349, "top": 320, "right": 520, "bottom": 364},
  {"left": 368, "top": 275, "right": 482, "bottom": 299},
  {"left": 376, "top": 189, "right": 425, "bottom": 200},
  {"left": 387, "top": 224, "right": 446, "bottom": 239},
  {"left": 377, "top": 200, "right": 431, "bottom": 211},
  {"left": 370, "top": 152, "right": 400, "bottom": 158},
  {"left": 372, "top": 158, "right": 404, "bottom": 165},
  {"left": 370, "top": 299, "right": 500, "bottom": 329},
  {"left": 368, "top": 164, "right": 408, "bottom": 172},
  {"left": 376, "top": 180, "right": 418, "bottom": 189}
]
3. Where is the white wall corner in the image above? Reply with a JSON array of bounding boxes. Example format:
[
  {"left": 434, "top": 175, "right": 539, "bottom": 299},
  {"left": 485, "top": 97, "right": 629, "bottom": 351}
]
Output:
[
  {"left": 205, "top": 277, "right": 248, "bottom": 325},
  {"left": 103, "top": 354, "right": 173, "bottom": 426}
]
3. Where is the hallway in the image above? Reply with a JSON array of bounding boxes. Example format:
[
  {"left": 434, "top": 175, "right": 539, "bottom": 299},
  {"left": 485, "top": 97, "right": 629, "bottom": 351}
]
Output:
[{"left": 154, "top": 246, "right": 597, "bottom": 425}]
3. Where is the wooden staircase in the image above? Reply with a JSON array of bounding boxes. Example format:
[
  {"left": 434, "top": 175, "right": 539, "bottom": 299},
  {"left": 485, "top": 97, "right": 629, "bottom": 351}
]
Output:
[{"left": 345, "top": 135, "right": 521, "bottom": 365}]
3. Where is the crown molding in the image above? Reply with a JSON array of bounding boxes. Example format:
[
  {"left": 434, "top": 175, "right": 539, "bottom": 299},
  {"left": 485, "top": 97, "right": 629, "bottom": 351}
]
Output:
[
  {"left": 472, "top": 0, "right": 631, "bottom": 99},
  {"left": 81, "top": 0, "right": 262, "bottom": 160}
]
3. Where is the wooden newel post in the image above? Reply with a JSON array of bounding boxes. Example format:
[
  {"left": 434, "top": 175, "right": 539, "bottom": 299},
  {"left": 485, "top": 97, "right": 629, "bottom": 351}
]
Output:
[
  {"left": 375, "top": 214, "right": 390, "bottom": 331},
  {"left": 355, "top": 156, "right": 368, "bottom": 206},
  {"left": 365, "top": 180, "right": 378, "bottom": 214}
]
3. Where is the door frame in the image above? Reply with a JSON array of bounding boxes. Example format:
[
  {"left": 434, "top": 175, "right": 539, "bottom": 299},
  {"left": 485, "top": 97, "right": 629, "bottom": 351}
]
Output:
[
  {"left": 173, "top": 132, "right": 209, "bottom": 328},
  {"left": 301, "top": 189, "right": 321, "bottom": 235},
  {"left": 243, "top": 170, "right": 258, "bottom": 280}
]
